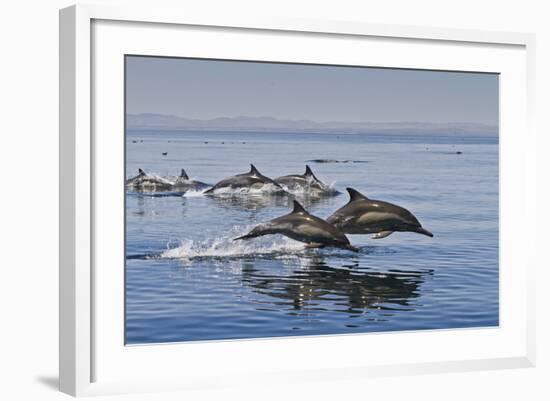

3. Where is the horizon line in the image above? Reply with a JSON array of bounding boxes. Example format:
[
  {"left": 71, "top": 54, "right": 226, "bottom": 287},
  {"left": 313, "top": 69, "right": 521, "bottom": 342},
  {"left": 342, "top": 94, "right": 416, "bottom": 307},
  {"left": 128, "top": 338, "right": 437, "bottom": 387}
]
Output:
[{"left": 127, "top": 112, "right": 498, "bottom": 127}]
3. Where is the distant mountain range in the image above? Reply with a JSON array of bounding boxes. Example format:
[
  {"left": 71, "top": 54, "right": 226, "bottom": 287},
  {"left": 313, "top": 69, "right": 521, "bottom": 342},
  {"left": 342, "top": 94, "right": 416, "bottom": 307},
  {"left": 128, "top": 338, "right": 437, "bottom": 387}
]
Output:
[{"left": 127, "top": 113, "right": 497, "bottom": 135}]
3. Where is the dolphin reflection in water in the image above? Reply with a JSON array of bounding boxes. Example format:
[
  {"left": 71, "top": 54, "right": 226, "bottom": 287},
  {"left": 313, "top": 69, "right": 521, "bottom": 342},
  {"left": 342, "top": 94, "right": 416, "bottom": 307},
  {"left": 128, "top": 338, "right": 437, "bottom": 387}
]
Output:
[{"left": 239, "top": 257, "right": 432, "bottom": 312}]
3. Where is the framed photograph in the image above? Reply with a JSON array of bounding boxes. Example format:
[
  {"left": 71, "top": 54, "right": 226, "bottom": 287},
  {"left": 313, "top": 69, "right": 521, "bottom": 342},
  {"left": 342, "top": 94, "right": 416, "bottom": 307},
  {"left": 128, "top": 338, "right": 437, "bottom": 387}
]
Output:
[{"left": 59, "top": 4, "right": 536, "bottom": 396}]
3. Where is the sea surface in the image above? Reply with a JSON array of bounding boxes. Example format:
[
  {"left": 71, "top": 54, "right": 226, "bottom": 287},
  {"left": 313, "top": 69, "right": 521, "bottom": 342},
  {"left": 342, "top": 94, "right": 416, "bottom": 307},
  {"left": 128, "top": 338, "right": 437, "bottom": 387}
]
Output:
[{"left": 125, "top": 129, "right": 499, "bottom": 344}]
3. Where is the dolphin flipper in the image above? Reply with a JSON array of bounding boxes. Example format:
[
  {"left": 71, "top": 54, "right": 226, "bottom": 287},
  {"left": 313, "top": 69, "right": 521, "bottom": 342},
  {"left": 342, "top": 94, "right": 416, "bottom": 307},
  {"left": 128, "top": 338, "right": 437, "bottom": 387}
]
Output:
[{"left": 372, "top": 231, "right": 394, "bottom": 239}]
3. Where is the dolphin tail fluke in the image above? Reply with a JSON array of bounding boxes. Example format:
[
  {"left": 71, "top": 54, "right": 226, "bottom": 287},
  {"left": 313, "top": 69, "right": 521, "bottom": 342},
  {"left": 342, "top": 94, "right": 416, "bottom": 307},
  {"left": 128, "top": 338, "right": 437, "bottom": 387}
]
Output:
[
  {"left": 233, "top": 234, "right": 252, "bottom": 241},
  {"left": 416, "top": 227, "right": 434, "bottom": 237},
  {"left": 234, "top": 230, "right": 262, "bottom": 241}
]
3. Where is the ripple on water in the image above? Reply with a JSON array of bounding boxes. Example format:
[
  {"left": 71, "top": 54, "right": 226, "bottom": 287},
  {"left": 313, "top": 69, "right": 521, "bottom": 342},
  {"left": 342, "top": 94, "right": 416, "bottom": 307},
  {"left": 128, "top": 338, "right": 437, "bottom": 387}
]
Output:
[{"left": 125, "top": 131, "right": 499, "bottom": 344}]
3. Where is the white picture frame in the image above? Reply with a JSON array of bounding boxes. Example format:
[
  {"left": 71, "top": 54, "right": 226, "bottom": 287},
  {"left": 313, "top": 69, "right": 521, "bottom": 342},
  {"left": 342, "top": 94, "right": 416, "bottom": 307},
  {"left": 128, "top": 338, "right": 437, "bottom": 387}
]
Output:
[{"left": 59, "top": 4, "right": 536, "bottom": 397}]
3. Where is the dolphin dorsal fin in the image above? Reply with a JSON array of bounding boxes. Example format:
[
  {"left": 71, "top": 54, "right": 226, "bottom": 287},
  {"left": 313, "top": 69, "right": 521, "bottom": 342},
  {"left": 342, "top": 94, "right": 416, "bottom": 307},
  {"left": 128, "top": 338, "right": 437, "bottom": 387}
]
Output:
[
  {"left": 346, "top": 187, "right": 369, "bottom": 202},
  {"left": 138, "top": 168, "right": 146, "bottom": 176},
  {"left": 249, "top": 164, "right": 260, "bottom": 175},
  {"left": 292, "top": 200, "right": 308, "bottom": 214},
  {"left": 304, "top": 165, "right": 314, "bottom": 177},
  {"left": 180, "top": 169, "right": 189, "bottom": 180}
]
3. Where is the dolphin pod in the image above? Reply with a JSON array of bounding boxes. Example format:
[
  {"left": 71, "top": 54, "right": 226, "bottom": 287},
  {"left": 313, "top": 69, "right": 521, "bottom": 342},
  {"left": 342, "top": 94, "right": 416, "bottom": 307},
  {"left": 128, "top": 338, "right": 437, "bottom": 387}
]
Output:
[
  {"left": 126, "top": 165, "right": 433, "bottom": 248},
  {"left": 327, "top": 188, "right": 433, "bottom": 239},
  {"left": 126, "top": 164, "right": 336, "bottom": 197},
  {"left": 235, "top": 200, "right": 358, "bottom": 252},
  {"left": 126, "top": 168, "right": 208, "bottom": 192}
]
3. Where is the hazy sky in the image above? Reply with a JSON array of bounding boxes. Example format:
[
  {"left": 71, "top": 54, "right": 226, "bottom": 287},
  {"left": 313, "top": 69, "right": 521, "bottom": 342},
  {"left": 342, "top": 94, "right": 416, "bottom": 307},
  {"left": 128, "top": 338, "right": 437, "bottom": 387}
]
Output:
[{"left": 126, "top": 56, "right": 498, "bottom": 125}]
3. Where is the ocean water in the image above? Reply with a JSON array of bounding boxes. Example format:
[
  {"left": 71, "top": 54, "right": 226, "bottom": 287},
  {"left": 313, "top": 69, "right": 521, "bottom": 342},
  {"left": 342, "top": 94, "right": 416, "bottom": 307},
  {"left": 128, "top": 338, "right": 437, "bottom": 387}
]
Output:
[{"left": 125, "top": 129, "right": 499, "bottom": 344}]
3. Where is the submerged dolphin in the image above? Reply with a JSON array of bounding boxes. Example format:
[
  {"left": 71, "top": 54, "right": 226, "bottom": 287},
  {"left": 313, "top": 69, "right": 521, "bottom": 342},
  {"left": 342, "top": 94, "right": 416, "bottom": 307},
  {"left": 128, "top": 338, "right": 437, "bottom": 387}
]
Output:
[
  {"left": 234, "top": 200, "right": 357, "bottom": 251},
  {"left": 125, "top": 168, "right": 173, "bottom": 191},
  {"left": 204, "top": 164, "right": 288, "bottom": 195},
  {"left": 275, "top": 165, "right": 339, "bottom": 195},
  {"left": 172, "top": 169, "right": 210, "bottom": 192},
  {"left": 326, "top": 188, "right": 433, "bottom": 239}
]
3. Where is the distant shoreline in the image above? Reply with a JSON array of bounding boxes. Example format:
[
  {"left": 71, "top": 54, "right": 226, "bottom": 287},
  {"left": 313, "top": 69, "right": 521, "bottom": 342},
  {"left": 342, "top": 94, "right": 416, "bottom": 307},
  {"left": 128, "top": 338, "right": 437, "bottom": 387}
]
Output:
[
  {"left": 126, "top": 126, "right": 498, "bottom": 137},
  {"left": 126, "top": 113, "right": 498, "bottom": 136}
]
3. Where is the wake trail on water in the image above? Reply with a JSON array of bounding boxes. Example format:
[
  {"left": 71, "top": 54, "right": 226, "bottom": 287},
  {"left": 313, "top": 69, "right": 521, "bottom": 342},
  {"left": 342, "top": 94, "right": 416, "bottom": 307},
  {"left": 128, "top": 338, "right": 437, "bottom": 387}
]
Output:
[
  {"left": 139, "top": 182, "right": 341, "bottom": 198},
  {"left": 182, "top": 188, "right": 209, "bottom": 197},
  {"left": 125, "top": 213, "right": 374, "bottom": 261},
  {"left": 127, "top": 231, "right": 370, "bottom": 261},
  {"left": 160, "top": 231, "right": 305, "bottom": 260},
  {"left": 184, "top": 186, "right": 286, "bottom": 197}
]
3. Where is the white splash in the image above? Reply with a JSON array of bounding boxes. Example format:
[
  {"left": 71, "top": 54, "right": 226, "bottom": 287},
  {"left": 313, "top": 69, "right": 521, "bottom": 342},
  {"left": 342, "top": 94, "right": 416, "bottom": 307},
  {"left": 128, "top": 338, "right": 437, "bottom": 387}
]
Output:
[
  {"left": 160, "top": 229, "right": 305, "bottom": 260},
  {"left": 279, "top": 180, "right": 339, "bottom": 196},
  {"left": 206, "top": 183, "right": 286, "bottom": 196},
  {"left": 127, "top": 173, "right": 175, "bottom": 189},
  {"left": 182, "top": 188, "right": 209, "bottom": 197}
]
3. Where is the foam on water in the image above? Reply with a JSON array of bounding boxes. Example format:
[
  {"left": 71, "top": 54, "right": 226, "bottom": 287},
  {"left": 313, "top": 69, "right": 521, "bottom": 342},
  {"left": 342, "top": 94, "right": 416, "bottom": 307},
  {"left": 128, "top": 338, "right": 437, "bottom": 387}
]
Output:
[
  {"left": 152, "top": 173, "right": 175, "bottom": 184},
  {"left": 126, "top": 172, "right": 176, "bottom": 191},
  {"left": 206, "top": 183, "right": 286, "bottom": 196},
  {"left": 277, "top": 178, "right": 339, "bottom": 197},
  {"left": 182, "top": 188, "right": 209, "bottom": 197},
  {"left": 160, "top": 227, "right": 305, "bottom": 260}
]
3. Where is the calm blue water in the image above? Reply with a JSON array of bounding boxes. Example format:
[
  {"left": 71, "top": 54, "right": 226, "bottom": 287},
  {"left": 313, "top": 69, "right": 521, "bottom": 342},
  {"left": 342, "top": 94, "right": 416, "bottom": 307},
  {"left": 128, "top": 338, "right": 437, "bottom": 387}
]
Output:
[{"left": 125, "top": 129, "right": 498, "bottom": 344}]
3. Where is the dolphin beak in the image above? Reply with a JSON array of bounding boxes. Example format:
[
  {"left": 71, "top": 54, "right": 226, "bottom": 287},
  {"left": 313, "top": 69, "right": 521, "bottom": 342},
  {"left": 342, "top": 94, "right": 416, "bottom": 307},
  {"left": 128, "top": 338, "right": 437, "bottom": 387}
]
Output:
[{"left": 416, "top": 227, "right": 434, "bottom": 237}]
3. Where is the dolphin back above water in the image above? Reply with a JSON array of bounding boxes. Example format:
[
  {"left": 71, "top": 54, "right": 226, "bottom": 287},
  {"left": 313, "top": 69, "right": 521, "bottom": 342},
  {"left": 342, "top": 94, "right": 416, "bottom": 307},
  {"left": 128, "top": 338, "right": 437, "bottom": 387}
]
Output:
[
  {"left": 234, "top": 200, "right": 357, "bottom": 251},
  {"left": 125, "top": 168, "right": 173, "bottom": 191},
  {"left": 275, "top": 165, "right": 339, "bottom": 195},
  {"left": 125, "top": 168, "right": 146, "bottom": 186},
  {"left": 204, "top": 164, "right": 287, "bottom": 195},
  {"left": 172, "top": 169, "right": 210, "bottom": 191},
  {"left": 326, "top": 188, "right": 433, "bottom": 239}
]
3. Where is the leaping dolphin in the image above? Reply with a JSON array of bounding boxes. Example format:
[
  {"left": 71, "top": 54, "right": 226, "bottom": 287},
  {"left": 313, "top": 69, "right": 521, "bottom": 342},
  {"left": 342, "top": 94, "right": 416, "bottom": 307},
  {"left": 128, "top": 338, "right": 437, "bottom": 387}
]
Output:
[
  {"left": 172, "top": 169, "right": 210, "bottom": 192},
  {"left": 326, "top": 188, "right": 433, "bottom": 239},
  {"left": 204, "top": 164, "right": 288, "bottom": 195},
  {"left": 125, "top": 168, "right": 173, "bottom": 191},
  {"left": 275, "top": 165, "right": 339, "bottom": 195},
  {"left": 234, "top": 200, "right": 357, "bottom": 251}
]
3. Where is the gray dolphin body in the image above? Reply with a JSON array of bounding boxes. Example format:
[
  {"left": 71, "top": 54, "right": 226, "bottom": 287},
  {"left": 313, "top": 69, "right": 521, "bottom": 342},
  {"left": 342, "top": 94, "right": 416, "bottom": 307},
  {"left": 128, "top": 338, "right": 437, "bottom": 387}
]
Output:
[
  {"left": 204, "top": 164, "right": 288, "bottom": 195},
  {"left": 172, "top": 169, "right": 210, "bottom": 192},
  {"left": 326, "top": 188, "right": 433, "bottom": 239},
  {"left": 275, "top": 165, "right": 339, "bottom": 196},
  {"left": 235, "top": 200, "right": 357, "bottom": 251},
  {"left": 125, "top": 168, "right": 173, "bottom": 191}
]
